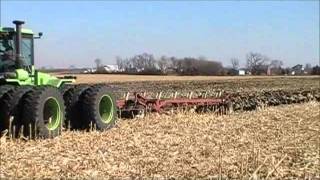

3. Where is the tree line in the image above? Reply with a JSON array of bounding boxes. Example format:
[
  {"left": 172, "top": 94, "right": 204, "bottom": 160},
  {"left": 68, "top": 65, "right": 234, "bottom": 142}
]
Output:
[
  {"left": 115, "top": 53, "right": 224, "bottom": 75},
  {"left": 93, "top": 52, "right": 320, "bottom": 75}
]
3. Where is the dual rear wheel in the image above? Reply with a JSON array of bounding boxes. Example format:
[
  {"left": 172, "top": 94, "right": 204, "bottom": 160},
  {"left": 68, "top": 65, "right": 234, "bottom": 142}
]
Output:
[
  {"left": 0, "top": 84, "right": 117, "bottom": 139},
  {"left": 63, "top": 84, "right": 116, "bottom": 131}
]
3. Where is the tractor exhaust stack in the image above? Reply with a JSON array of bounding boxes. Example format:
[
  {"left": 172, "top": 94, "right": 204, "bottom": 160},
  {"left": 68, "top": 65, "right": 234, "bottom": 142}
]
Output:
[{"left": 13, "top": 20, "right": 25, "bottom": 68}]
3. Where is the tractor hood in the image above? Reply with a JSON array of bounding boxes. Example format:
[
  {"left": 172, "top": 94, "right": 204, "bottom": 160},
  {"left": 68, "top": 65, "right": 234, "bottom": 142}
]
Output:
[{"left": 0, "top": 27, "right": 34, "bottom": 34}]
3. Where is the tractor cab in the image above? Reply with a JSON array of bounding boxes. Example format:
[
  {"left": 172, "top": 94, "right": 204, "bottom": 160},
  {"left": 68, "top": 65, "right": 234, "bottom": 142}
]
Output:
[
  {"left": 0, "top": 20, "right": 74, "bottom": 86},
  {"left": 0, "top": 21, "right": 34, "bottom": 73}
]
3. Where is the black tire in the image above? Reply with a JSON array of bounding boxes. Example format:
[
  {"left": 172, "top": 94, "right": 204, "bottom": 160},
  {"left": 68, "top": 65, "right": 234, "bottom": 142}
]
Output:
[
  {"left": 0, "top": 86, "right": 32, "bottom": 136},
  {"left": 0, "top": 85, "right": 15, "bottom": 134},
  {"left": 80, "top": 85, "right": 117, "bottom": 131},
  {"left": 64, "top": 84, "right": 90, "bottom": 130},
  {"left": 59, "top": 84, "right": 75, "bottom": 128},
  {"left": 21, "top": 87, "right": 65, "bottom": 139},
  {"left": 0, "top": 85, "right": 15, "bottom": 99},
  {"left": 59, "top": 84, "right": 75, "bottom": 95}
]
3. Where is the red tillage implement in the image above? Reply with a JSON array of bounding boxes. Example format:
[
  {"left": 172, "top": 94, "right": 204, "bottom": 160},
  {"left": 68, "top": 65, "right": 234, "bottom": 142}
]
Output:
[{"left": 117, "top": 93, "right": 231, "bottom": 118}]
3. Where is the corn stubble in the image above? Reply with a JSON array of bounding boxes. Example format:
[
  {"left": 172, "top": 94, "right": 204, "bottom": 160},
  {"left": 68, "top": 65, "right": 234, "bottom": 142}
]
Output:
[{"left": 0, "top": 102, "right": 319, "bottom": 179}]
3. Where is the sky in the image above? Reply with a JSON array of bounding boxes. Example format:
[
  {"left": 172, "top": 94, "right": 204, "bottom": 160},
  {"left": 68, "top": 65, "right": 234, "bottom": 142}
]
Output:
[{"left": 0, "top": 0, "right": 319, "bottom": 68}]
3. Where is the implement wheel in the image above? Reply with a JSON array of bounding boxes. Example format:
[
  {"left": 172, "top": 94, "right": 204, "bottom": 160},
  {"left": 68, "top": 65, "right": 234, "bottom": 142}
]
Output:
[
  {"left": 80, "top": 85, "right": 117, "bottom": 131},
  {"left": 21, "top": 87, "right": 65, "bottom": 139}
]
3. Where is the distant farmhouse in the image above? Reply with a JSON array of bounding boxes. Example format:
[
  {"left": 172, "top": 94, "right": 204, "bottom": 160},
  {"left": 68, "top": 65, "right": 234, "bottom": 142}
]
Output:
[
  {"left": 290, "top": 64, "right": 305, "bottom": 75},
  {"left": 238, "top": 69, "right": 246, "bottom": 76},
  {"left": 82, "top": 65, "right": 120, "bottom": 74},
  {"left": 102, "top": 65, "right": 120, "bottom": 72}
]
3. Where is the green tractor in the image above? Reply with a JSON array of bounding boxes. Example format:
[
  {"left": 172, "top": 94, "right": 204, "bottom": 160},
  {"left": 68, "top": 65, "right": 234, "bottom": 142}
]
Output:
[{"left": 0, "top": 20, "right": 117, "bottom": 139}]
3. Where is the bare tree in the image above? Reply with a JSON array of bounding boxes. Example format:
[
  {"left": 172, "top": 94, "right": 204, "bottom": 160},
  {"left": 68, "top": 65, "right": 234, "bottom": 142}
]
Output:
[
  {"left": 94, "top": 58, "right": 102, "bottom": 69},
  {"left": 172, "top": 57, "right": 223, "bottom": 75},
  {"left": 269, "top": 60, "right": 283, "bottom": 75},
  {"left": 269, "top": 60, "right": 283, "bottom": 69},
  {"left": 116, "top": 56, "right": 126, "bottom": 71},
  {"left": 170, "top": 56, "right": 180, "bottom": 72},
  {"left": 230, "top": 58, "right": 240, "bottom": 70},
  {"left": 246, "top": 52, "right": 269, "bottom": 75},
  {"left": 130, "top": 53, "right": 157, "bottom": 72},
  {"left": 158, "top": 56, "right": 172, "bottom": 74},
  {"left": 305, "top": 63, "right": 312, "bottom": 74},
  {"left": 311, "top": 65, "right": 320, "bottom": 75}
]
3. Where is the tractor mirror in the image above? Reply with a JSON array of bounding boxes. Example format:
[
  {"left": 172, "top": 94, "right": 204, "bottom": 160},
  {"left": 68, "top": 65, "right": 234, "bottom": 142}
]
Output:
[{"left": 34, "top": 32, "right": 43, "bottom": 39}]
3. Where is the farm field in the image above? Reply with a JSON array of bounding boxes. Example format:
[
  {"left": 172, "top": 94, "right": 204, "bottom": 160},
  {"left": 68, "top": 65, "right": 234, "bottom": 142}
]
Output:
[
  {"left": 0, "top": 102, "right": 319, "bottom": 179},
  {"left": 64, "top": 75, "right": 320, "bottom": 102},
  {"left": 1, "top": 75, "right": 319, "bottom": 179},
  {"left": 70, "top": 75, "right": 320, "bottom": 95},
  {"left": 1, "top": 0, "right": 319, "bottom": 179},
  {"left": 70, "top": 74, "right": 319, "bottom": 83}
]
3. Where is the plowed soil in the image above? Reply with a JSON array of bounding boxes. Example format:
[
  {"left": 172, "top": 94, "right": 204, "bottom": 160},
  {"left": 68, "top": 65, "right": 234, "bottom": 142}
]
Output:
[
  {"left": 71, "top": 75, "right": 320, "bottom": 96},
  {"left": 1, "top": 75, "right": 319, "bottom": 179},
  {"left": 1, "top": 102, "right": 319, "bottom": 179}
]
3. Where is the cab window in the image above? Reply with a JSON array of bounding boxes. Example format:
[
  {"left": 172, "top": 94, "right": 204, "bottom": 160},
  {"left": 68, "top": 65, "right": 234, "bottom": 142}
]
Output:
[
  {"left": 0, "top": 33, "right": 15, "bottom": 72},
  {"left": 21, "top": 37, "right": 33, "bottom": 66}
]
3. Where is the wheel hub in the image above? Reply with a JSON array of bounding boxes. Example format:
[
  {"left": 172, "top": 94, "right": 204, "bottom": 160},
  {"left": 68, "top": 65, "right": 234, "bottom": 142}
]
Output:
[
  {"left": 99, "top": 95, "right": 114, "bottom": 124},
  {"left": 43, "top": 97, "right": 61, "bottom": 130}
]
